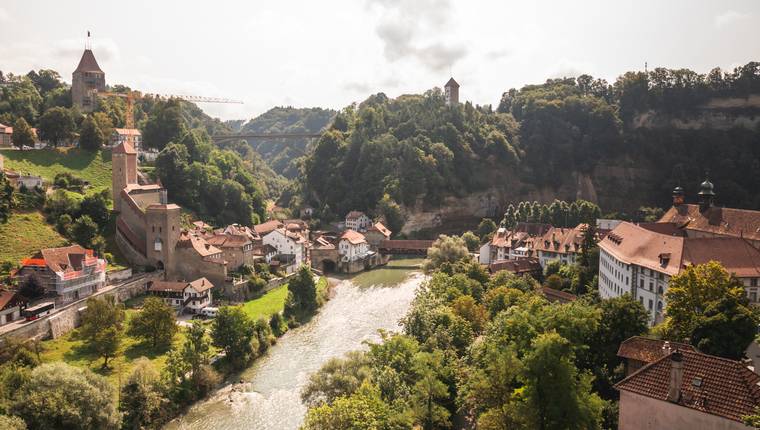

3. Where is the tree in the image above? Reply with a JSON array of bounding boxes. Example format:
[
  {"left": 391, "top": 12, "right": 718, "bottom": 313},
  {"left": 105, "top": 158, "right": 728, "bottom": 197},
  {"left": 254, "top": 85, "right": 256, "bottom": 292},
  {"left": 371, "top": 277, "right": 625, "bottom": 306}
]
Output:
[
  {"left": 128, "top": 297, "right": 177, "bottom": 349},
  {"left": 70, "top": 215, "right": 99, "bottom": 248},
  {"left": 142, "top": 99, "right": 187, "bottom": 150},
  {"left": 78, "top": 190, "right": 111, "bottom": 228},
  {"left": 211, "top": 306, "right": 256, "bottom": 370},
  {"left": 164, "top": 320, "right": 218, "bottom": 402},
  {"left": 0, "top": 172, "right": 13, "bottom": 224},
  {"left": 461, "top": 231, "right": 480, "bottom": 251},
  {"left": 691, "top": 294, "right": 757, "bottom": 359},
  {"left": 37, "top": 107, "right": 75, "bottom": 147},
  {"left": 0, "top": 415, "right": 25, "bottom": 430},
  {"left": 11, "top": 362, "right": 120, "bottom": 429},
  {"left": 423, "top": 235, "right": 471, "bottom": 272},
  {"left": 302, "top": 382, "right": 409, "bottom": 430},
  {"left": 476, "top": 218, "right": 498, "bottom": 240},
  {"left": 119, "top": 358, "right": 169, "bottom": 430},
  {"left": 11, "top": 117, "right": 35, "bottom": 150},
  {"left": 515, "top": 332, "right": 604, "bottom": 430},
  {"left": 79, "top": 115, "right": 105, "bottom": 151},
  {"left": 410, "top": 351, "right": 451, "bottom": 430},
  {"left": 284, "top": 265, "right": 318, "bottom": 320},
  {"left": 663, "top": 261, "right": 751, "bottom": 343},
  {"left": 18, "top": 273, "right": 45, "bottom": 300},
  {"left": 80, "top": 296, "right": 125, "bottom": 368},
  {"left": 301, "top": 351, "right": 371, "bottom": 407},
  {"left": 377, "top": 194, "right": 404, "bottom": 235}
]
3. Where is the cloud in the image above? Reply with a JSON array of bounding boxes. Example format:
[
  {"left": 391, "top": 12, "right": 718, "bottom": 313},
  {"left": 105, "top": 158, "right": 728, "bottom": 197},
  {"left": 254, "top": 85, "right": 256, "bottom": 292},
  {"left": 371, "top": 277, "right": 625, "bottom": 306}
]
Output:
[
  {"left": 343, "top": 81, "right": 373, "bottom": 93},
  {"left": 547, "top": 59, "right": 595, "bottom": 79},
  {"left": 52, "top": 37, "right": 121, "bottom": 63},
  {"left": 485, "top": 48, "right": 513, "bottom": 61},
  {"left": 0, "top": 7, "right": 9, "bottom": 22},
  {"left": 367, "top": 0, "right": 467, "bottom": 72},
  {"left": 714, "top": 10, "right": 750, "bottom": 28}
]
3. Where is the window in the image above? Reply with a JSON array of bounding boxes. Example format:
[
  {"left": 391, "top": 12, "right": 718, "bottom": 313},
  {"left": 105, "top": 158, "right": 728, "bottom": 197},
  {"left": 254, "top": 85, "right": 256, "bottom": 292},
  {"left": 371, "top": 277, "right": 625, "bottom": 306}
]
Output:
[
  {"left": 648, "top": 299, "right": 653, "bottom": 310},
  {"left": 649, "top": 282, "right": 653, "bottom": 292},
  {"left": 657, "top": 301, "right": 663, "bottom": 311},
  {"left": 752, "top": 278, "right": 758, "bottom": 287},
  {"left": 657, "top": 286, "right": 663, "bottom": 294},
  {"left": 640, "top": 279, "right": 644, "bottom": 288}
]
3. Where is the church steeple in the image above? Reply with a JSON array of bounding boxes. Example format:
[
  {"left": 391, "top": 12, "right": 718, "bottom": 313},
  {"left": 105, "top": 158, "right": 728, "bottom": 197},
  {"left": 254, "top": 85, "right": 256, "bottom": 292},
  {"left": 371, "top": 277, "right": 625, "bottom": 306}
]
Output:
[{"left": 697, "top": 174, "right": 716, "bottom": 211}]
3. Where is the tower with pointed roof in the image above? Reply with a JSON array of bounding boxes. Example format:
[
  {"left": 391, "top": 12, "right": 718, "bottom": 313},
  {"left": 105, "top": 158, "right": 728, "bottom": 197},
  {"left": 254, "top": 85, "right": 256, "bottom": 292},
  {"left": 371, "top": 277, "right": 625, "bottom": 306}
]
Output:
[
  {"left": 72, "top": 36, "right": 105, "bottom": 112},
  {"left": 444, "top": 77, "right": 459, "bottom": 106}
]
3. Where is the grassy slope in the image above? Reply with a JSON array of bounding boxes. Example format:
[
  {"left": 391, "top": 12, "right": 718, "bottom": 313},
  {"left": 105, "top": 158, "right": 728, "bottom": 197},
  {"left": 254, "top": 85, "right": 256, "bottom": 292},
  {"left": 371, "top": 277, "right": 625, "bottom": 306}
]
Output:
[
  {"left": 0, "top": 148, "right": 112, "bottom": 192},
  {"left": 241, "top": 284, "right": 289, "bottom": 321},
  {"left": 40, "top": 310, "right": 190, "bottom": 388},
  {"left": 0, "top": 211, "right": 68, "bottom": 265}
]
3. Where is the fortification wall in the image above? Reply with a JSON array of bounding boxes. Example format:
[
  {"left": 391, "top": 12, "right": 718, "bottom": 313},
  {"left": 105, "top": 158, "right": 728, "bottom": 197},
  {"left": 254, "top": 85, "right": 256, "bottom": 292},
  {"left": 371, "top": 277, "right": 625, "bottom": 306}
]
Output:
[
  {"left": 173, "top": 248, "right": 227, "bottom": 287},
  {"left": 116, "top": 228, "right": 149, "bottom": 266}
]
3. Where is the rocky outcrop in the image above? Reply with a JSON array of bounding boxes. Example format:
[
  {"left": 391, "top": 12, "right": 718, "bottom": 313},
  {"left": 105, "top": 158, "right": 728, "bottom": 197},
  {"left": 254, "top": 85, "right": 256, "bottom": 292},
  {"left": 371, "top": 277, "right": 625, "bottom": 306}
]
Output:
[{"left": 633, "top": 95, "right": 760, "bottom": 130}]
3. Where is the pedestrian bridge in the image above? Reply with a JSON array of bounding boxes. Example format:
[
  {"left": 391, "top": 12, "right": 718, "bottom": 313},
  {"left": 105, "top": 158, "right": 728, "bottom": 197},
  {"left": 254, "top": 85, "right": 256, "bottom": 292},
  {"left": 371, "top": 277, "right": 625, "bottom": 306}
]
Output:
[{"left": 378, "top": 240, "right": 434, "bottom": 255}]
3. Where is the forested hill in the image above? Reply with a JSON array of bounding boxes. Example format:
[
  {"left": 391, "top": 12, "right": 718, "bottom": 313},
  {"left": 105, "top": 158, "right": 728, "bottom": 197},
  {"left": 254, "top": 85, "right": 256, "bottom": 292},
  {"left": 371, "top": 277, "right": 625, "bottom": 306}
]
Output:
[
  {"left": 297, "top": 62, "right": 760, "bottom": 223},
  {"left": 240, "top": 107, "right": 335, "bottom": 178}
]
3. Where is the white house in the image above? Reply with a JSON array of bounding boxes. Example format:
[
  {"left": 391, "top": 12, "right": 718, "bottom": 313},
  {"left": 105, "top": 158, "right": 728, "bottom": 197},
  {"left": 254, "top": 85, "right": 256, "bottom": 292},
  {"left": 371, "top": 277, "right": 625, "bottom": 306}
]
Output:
[
  {"left": 148, "top": 277, "right": 214, "bottom": 314},
  {"left": 598, "top": 221, "right": 760, "bottom": 325},
  {"left": 262, "top": 227, "right": 307, "bottom": 266},
  {"left": 345, "top": 211, "right": 372, "bottom": 231},
  {"left": 339, "top": 230, "right": 370, "bottom": 261},
  {"left": 0, "top": 290, "right": 23, "bottom": 326},
  {"left": 478, "top": 223, "right": 552, "bottom": 265},
  {"left": 533, "top": 224, "right": 587, "bottom": 268}
]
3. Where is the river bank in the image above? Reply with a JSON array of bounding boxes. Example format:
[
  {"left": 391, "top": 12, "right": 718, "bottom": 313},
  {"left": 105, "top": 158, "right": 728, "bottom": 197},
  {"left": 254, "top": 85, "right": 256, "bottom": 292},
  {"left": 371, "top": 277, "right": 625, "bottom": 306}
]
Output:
[{"left": 165, "top": 259, "right": 425, "bottom": 430}]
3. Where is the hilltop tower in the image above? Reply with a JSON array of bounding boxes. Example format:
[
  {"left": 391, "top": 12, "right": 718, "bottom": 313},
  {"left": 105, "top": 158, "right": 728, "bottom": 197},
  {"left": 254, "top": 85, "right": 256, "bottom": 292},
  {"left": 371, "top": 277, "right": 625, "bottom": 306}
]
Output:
[
  {"left": 445, "top": 77, "right": 460, "bottom": 106},
  {"left": 72, "top": 35, "right": 106, "bottom": 112},
  {"left": 111, "top": 141, "right": 137, "bottom": 212}
]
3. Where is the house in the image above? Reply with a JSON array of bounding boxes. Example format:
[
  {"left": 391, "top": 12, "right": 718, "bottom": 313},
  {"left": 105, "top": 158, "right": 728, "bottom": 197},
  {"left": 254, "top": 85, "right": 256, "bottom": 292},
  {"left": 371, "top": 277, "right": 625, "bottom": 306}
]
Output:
[
  {"left": 148, "top": 277, "right": 214, "bottom": 314},
  {"left": 111, "top": 128, "right": 142, "bottom": 150},
  {"left": 0, "top": 124, "right": 13, "bottom": 147},
  {"left": 262, "top": 227, "right": 308, "bottom": 268},
  {"left": 345, "top": 211, "right": 372, "bottom": 231},
  {"left": 4, "top": 170, "right": 43, "bottom": 190},
  {"left": 253, "top": 220, "right": 285, "bottom": 237},
  {"left": 488, "top": 257, "right": 542, "bottom": 279},
  {"left": 478, "top": 223, "right": 551, "bottom": 265},
  {"left": 16, "top": 245, "right": 106, "bottom": 304},
  {"left": 202, "top": 233, "right": 255, "bottom": 271},
  {"left": 253, "top": 244, "right": 277, "bottom": 264},
  {"left": 617, "top": 336, "right": 696, "bottom": 376},
  {"left": 0, "top": 289, "right": 24, "bottom": 326},
  {"left": 616, "top": 349, "right": 760, "bottom": 430},
  {"left": 541, "top": 287, "right": 577, "bottom": 303},
  {"left": 532, "top": 224, "right": 587, "bottom": 268},
  {"left": 598, "top": 221, "right": 760, "bottom": 324},
  {"left": 365, "top": 222, "right": 392, "bottom": 249},
  {"left": 339, "top": 230, "right": 370, "bottom": 262}
]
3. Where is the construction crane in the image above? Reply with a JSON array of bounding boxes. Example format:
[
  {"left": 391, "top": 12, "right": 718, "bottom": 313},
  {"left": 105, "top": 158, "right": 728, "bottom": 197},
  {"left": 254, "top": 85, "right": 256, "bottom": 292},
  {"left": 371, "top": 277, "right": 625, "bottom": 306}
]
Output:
[{"left": 96, "top": 90, "right": 243, "bottom": 129}]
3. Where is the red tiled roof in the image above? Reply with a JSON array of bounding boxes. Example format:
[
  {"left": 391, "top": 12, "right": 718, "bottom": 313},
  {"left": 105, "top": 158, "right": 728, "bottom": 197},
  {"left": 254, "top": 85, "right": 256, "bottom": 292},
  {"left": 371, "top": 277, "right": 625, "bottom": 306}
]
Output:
[
  {"left": 188, "top": 277, "right": 213, "bottom": 293},
  {"left": 113, "top": 128, "right": 141, "bottom": 136},
  {"left": 204, "top": 233, "right": 251, "bottom": 248},
  {"left": 617, "top": 336, "right": 696, "bottom": 363},
  {"left": 660, "top": 204, "right": 760, "bottom": 243},
  {"left": 74, "top": 49, "right": 103, "bottom": 73},
  {"left": 340, "top": 229, "right": 367, "bottom": 245},
  {"left": 541, "top": 286, "right": 577, "bottom": 303},
  {"left": 149, "top": 280, "right": 188, "bottom": 293},
  {"left": 489, "top": 257, "right": 542, "bottom": 275},
  {"left": 30, "top": 245, "right": 91, "bottom": 273},
  {"left": 368, "top": 222, "right": 392, "bottom": 237},
  {"left": 253, "top": 220, "right": 284, "bottom": 235},
  {"left": 0, "top": 290, "right": 22, "bottom": 311},
  {"left": 345, "top": 211, "right": 367, "bottom": 220},
  {"left": 112, "top": 141, "right": 136, "bottom": 155},
  {"left": 533, "top": 224, "right": 587, "bottom": 255},
  {"left": 176, "top": 232, "right": 222, "bottom": 257},
  {"left": 616, "top": 349, "right": 760, "bottom": 423}
]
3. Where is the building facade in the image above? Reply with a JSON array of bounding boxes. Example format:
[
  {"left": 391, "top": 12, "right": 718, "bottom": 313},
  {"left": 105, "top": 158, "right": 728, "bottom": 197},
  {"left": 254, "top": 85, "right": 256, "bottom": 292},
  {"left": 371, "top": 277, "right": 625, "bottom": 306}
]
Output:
[
  {"left": 0, "top": 290, "right": 23, "bottom": 326},
  {"left": 111, "top": 128, "right": 142, "bottom": 150},
  {"left": 262, "top": 228, "right": 307, "bottom": 268},
  {"left": 533, "top": 224, "right": 587, "bottom": 268},
  {"left": 148, "top": 277, "right": 214, "bottom": 314},
  {"left": 444, "top": 77, "right": 460, "bottom": 105},
  {"left": 16, "top": 245, "right": 106, "bottom": 304},
  {"left": 339, "top": 230, "right": 370, "bottom": 262},
  {"left": 345, "top": 211, "right": 372, "bottom": 231}
]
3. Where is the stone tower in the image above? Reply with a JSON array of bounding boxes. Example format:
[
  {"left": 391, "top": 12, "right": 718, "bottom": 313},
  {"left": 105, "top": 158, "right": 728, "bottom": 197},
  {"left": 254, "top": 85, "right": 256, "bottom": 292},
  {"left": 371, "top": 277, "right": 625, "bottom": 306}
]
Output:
[
  {"left": 146, "top": 204, "right": 181, "bottom": 273},
  {"left": 111, "top": 142, "right": 137, "bottom": 212},
  {"left": 445, "top": 77, "right": 460, "bottom": 106},
  {"left": 72, "top": 48, "right": 106, "bottom": 112}
]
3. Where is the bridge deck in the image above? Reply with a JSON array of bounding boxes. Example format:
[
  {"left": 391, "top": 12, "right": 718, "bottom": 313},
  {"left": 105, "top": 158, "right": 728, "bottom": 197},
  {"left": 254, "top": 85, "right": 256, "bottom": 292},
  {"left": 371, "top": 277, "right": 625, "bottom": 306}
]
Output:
[{"left": 379, "top": 239, "right": 434, "bottom": 255}]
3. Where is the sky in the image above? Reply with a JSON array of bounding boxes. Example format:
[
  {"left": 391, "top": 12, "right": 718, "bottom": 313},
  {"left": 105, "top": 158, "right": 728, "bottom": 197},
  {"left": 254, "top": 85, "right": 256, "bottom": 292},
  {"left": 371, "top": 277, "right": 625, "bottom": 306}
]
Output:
[{"left": 1, "top": 0, "right": 759, "bottom": 121}]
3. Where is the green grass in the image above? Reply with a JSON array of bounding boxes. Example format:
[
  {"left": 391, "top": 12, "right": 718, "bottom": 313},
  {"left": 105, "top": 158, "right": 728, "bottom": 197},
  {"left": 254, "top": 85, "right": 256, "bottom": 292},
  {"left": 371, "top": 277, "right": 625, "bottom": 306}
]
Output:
[
  {"left": 0, "top": 211, "right": 68, "bottom": 265},
  {"left": 40, "top": 310, "right": 189, "bottom": 389},
  {"left": 0, "top": 148, "right": 112, "bottom": 193},
  {"left": 240, "top": 284, "right": 290, "bottom": 321}
]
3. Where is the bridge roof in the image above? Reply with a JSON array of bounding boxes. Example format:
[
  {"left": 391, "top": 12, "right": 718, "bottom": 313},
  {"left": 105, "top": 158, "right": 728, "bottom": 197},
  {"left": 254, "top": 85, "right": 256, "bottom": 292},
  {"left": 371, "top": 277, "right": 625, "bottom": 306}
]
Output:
[{"left": 380, "top": 240, "right": 434, "bottom": 249}]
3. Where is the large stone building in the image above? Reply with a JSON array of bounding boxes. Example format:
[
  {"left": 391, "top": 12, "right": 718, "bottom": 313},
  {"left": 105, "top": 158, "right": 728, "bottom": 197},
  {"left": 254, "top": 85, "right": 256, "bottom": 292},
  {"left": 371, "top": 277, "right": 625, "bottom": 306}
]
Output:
[
  {"left": 112, "top": 141, "right": 227, "bottom": 287},
  {"left": 598, "top": 179, "right": 760, "bottom": 324},
  {"left": 72, "top": 48, "right": 106, "bottom": 113}
]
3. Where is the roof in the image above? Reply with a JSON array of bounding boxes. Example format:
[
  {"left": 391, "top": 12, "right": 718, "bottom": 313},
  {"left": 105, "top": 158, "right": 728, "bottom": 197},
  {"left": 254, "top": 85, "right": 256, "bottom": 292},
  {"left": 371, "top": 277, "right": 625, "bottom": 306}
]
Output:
[
  {"left": 659, "top": 204, "right": 760, "bottom": 243},
  {"left": 149, "top": 280, "right": 188, "bottom": 293},
  {"left": 541, "top": 286, "right": 577, "bottom": 303},
  {"left": 0, "top": 290, "right": 22, "bottom": 310},
  {"left": 340, "top": 229, "right": 367, "bottom": 245},
  {"left": 112, "top": 141, "right": 137, "bottom": 155},
  {"left": 176, "top": 232, "right": 222, "bottom": 257},
  {"left": 533, "top": 224, "right": 587, "bottom": 255},
  {"left": 368, "top": 222, "right": 392, "bottom": 237},
  {"left": 253, "top": 244, "right": 277, "bottom": 255},
  {"left": 616, "top": 349, "right": 760, "bottom": 423},
  {"left": 600, "top": 221, "right": 760, "bottom": 277},
  {"left": 489, "top": 257, "right": 542, "bottom": 275},
  {"left": 74, "top": 49, "right": 103, "bottom": 73},
  {"left": 188, "top": 277, "right": 214, "bottom": 293},
  {"left": 204, "top": 233, "right": 251, "bottom": 248},
  {"left": 253, "top": 220, "right": 284, "bottom": 235},
  {"left": 113, "top": 128, "right": 141, "bottom": 136},
  {"left": 445, "top": 77, "right": 460, "bottom": 88},
  {"left": 345, "top": 211, "right": 367, "bottom": 220},
  {"left": 617, "top": 336, "right": 696, "bottom": 363},
  {"left": 27, "top": 245, "right": 92, "bottom": 273}
]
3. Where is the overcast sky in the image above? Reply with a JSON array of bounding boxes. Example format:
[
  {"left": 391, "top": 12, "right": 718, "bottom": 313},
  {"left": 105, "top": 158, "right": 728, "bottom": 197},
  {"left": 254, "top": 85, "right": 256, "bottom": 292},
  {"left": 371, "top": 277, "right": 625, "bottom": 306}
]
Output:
[{"left": 1, "top": 0, "right": 759, "bottom": 121}]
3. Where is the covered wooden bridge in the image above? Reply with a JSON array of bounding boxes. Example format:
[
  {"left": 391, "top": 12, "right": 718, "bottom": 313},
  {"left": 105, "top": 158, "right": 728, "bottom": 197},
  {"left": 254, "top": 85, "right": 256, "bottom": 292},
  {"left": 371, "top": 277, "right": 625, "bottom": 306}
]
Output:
[{"left": 378, "top": 240, "right": 435, "bottom": 255}]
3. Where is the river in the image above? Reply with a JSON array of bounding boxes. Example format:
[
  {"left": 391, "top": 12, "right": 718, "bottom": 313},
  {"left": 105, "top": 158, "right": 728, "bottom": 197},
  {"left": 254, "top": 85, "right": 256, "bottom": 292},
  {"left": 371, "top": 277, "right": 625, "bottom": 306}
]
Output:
[{"left": 166, "top": 260, "right": 424, "bottom": 430}]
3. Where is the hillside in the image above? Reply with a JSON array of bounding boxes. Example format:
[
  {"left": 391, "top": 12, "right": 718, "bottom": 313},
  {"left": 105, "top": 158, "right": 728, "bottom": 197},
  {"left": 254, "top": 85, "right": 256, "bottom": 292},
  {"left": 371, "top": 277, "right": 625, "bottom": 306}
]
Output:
[
  {"left": 240, "top": 107, "right": 335, "bottom": 178},
  {"left": 1, "top": 148, "right": 112, "bottom": 193},
  {"left": 0, "top": 211, "right": 67, "bottom": 266},
  {"left": 298, "top": 62, "right": 760, "bottom": 230}
]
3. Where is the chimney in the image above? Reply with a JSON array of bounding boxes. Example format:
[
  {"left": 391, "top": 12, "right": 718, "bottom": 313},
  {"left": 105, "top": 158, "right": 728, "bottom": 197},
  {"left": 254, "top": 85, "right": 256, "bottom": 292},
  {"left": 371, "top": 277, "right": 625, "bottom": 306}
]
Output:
[{"left": 667, "top": 350, "right": 684, "bottom": 403}]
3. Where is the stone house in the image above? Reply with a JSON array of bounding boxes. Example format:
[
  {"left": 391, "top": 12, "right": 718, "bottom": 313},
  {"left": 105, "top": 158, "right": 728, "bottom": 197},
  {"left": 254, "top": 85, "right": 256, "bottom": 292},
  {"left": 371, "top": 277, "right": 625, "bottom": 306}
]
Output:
[
  {"left": 345, "top": 211, "right": 372, "bottom": 232},
  {"left": 616, "top": 349, "right": 760, "bottom": 430},
  {"left": 364, "top": 222, "right": 391, "bottom": 249},
  {"left": 16, "top": 245, "right": 106, "bottom": 305},
  {"left": 203, "top": 233, "right": 255, "bottom": 271}
]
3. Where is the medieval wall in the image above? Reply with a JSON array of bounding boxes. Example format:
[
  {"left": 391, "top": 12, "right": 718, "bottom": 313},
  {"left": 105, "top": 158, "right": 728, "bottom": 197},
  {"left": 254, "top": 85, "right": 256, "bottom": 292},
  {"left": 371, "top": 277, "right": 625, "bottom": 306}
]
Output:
[{"left": 173, "top": 248, "right": 227, "bottom": 287}]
